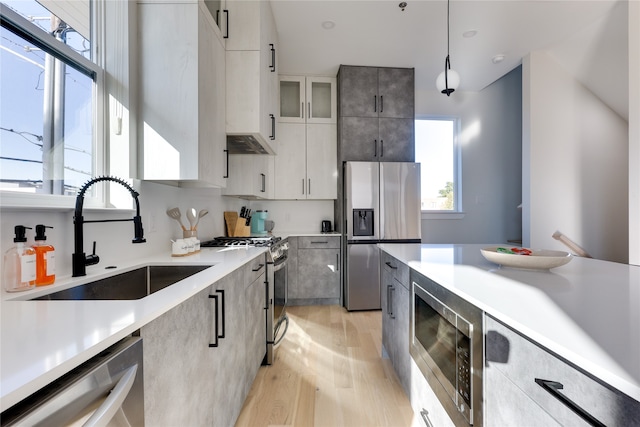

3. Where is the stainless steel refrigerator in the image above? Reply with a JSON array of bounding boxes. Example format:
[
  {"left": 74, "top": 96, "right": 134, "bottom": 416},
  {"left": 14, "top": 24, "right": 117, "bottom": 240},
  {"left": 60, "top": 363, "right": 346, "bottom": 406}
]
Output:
[{"left": 344, "top": 161, "right": 421, "bottom": 310}]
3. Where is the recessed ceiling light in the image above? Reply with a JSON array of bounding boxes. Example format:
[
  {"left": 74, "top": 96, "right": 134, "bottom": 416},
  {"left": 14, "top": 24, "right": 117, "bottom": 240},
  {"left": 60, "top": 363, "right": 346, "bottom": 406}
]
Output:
[
  {"left": 492, "top": 54, "right": 506, "bottom": 64},
  {"left": 462, "top": 30, "right": 477, "bottom": 38},
  {"left": 321, "top": 21, "right": 335, "bottom": 30}
]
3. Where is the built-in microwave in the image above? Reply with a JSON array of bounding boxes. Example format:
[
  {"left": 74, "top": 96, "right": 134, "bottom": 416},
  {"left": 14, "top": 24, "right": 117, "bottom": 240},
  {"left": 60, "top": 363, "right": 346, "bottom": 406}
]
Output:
[{"left": 410, "top": 270, "right": 483, "bottom": 426}]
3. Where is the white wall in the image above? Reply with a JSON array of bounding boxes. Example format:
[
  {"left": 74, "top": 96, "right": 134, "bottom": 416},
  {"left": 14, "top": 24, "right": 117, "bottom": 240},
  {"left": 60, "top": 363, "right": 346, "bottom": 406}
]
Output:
[
  {"left": 523, "top": 51, "right": 629, "bottom": 263},
  {"left": 0, "top": 182, "right": 246, "bottom": 278},
  {"left": 630, "top": 0, "right": 640, "bottom": 266},
  {"left": 415, "top": 67, "right": 523, "bottom": 244}
]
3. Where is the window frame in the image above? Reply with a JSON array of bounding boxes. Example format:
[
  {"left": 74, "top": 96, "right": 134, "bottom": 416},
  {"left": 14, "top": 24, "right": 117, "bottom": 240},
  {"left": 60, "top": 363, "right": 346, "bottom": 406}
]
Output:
[
  {"left": 0, "top": 1, "right": 107, "bottom": 210},
  {"left": 415, "top": 115, "right": 464, "bottom": 219}
]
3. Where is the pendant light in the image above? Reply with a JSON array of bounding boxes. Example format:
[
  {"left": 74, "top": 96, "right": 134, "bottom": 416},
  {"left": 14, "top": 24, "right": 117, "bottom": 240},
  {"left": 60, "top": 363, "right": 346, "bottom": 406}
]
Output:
[{"left": 436, "top": 0, "right": 460, "bottom": 96}]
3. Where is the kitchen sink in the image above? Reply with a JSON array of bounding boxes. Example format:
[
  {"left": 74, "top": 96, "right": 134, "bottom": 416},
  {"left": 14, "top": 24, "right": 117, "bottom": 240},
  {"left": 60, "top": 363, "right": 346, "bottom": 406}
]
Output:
[{"left": 31, "top": 264, "right": 213, "bottom": 301}]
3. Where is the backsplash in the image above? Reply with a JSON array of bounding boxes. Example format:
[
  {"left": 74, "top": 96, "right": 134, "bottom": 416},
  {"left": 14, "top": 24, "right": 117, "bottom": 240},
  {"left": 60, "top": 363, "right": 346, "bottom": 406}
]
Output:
[{"left": 0, "top": 182, "right": 335, "bottom": 278}]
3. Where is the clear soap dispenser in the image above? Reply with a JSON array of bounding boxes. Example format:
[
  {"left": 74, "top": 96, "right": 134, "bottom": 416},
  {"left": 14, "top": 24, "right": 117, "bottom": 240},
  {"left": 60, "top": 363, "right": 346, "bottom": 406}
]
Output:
[
  {"left": 33, "top": 224, "right": 55, "bottom": 286},
  {"left": 3, "top": 225, "right": 36, "bottom": 292}
]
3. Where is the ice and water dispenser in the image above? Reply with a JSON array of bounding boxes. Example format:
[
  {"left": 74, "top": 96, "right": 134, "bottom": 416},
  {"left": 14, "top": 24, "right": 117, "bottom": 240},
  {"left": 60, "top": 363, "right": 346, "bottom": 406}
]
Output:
[{"left": 352, "top": 209, "right": 374, "bottom": 237}]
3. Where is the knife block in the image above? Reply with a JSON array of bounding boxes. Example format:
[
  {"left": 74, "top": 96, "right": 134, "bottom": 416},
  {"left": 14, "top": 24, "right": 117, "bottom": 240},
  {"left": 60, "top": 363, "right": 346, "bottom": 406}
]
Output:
[{"left": 224, "top": 211, "right": 250, "bottom": 237}]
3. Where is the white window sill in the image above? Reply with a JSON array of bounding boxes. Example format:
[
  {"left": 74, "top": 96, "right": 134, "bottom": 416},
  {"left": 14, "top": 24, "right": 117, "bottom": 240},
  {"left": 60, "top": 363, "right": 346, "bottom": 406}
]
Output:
[
  {"left": 421, "top": 211, "right": 466, "bottom": 220},
  {"left": 0, "top": 192, "right": 134, "bottom": 213}
]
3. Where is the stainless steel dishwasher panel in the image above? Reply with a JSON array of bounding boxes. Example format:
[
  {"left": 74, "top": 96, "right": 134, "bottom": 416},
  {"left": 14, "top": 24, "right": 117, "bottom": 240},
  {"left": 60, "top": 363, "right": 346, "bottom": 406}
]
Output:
[{"left": 1, "top": 336, "right": 144, "bottom": 427}]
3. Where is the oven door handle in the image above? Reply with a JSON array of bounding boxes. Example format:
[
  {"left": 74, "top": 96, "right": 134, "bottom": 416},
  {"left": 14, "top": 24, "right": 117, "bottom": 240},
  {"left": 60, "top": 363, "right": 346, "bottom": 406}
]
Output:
[{"left": 83, "top": 364, "right": 138, "bottom": 427}]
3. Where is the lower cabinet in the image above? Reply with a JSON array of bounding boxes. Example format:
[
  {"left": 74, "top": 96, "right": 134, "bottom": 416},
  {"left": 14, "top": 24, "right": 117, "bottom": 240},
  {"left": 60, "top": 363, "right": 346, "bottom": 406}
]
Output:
[
  {"left": 409, "top": 357, "right": 456, "bottom": 427},
  {"left": 140, "top": 256, "right": 266, "bottom": 427},
  {"left": 485, "top": 315, "right": 640, "bottom": 426},
  {"left": 381, "top": 253, "right": 411, "bottom": 395},
  {"left": 289, "top": 236, "right": 340, "bottom": 305}
]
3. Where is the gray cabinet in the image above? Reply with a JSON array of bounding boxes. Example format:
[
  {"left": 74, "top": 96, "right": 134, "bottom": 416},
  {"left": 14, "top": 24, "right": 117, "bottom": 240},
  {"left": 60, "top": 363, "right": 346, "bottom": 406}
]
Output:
[
  {"left": 210, "top": 267, "right": 246, "bottom": 427},
  {"left": 380, "top": 252, "right": 411, "bottom": 395},
  {"left": 141, "top": 286, "right": 215, "bottom": 427},
  {"left": 243, "top": 256, "right": 267, "bottom": 395},
  {"left": 485, "top": 315, "right": 640, "bottom": 426},
  {"left": 289, "top": 236, "right": 341, "bottom": 305},
  {"left": 337, "top": 65, "right": 414, "bottom": 163},
  {"left": 140, "top": 255, "right": 267, "bottom": 427}
]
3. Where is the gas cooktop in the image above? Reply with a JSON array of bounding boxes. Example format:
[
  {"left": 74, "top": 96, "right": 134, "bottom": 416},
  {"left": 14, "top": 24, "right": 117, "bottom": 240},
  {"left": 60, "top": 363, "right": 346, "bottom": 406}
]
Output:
[{"left": 200, "top": 236, "right": 281, "bottom": 248}]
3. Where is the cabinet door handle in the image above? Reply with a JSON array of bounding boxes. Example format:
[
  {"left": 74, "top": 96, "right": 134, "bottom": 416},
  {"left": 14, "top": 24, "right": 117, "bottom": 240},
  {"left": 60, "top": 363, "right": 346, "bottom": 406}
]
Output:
[
  {"left": 216, "top": 289, "right": 226, "bottom": 339},
  {"left": 534, "top": 379, "right": 606, "bottom": 427},
  {"left": 261, "top": 173, "right": 266, "bottom": 193},
  {"left": 223, "top": 149, "right": 229, "bottom": 179},
  {"left": 308, "top": 101, "right": 311, "bottom": 119},
  {"left": 308, "top": 178, "right": 311, "bottom": 195},
  {"left": 380, "top": 140, "right": 384, "bottom": 157},
  {"left": 209, "top": 294, "right": 219, "bottom": 347},
  {"left": 385, "top": 261, "right": 397, "bottom": 270},
  {"left": 269, "top": 114, "right": 275, "bottom": 140},
  {"left": 302, "top": 179, "right": 305, "bottom": 195},
  {"left": 380, "top": 95, "right": 383, "bottom": 113},
  {"left": 419, "top": 409, "right": 435, "bottom": 427},
  {"left": 252, "top": 263, "right": 265, "bottom": 272},
  {"left": 301, "top": 102, "right": 304, "bottom": 119},
  {"left": 269, "top": 43, "right": 275, "bottom": 72},
  {"left": 374, "top": 95, "right": 377, "bottom": 113},
  {"left": 223, "top": 10, "right": 229, "bottom": 39},
  {"left": 389, "top": 286, "right": 395, "bottom": 319},
  {"left": 374, "top": 139, "right": 377, "bottom": 157},
  {"left": 336, "top": 253, "right": 339, "bottom": 271}
]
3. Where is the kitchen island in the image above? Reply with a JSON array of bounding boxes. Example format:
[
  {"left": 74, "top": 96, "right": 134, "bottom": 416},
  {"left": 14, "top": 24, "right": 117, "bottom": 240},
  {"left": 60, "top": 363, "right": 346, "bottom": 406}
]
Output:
[
  {"left": 0, "top": 246, "right": 267, "bottom": 412},
  {"left": 379, "top": 243, "right": 639, "bottom": 425}
]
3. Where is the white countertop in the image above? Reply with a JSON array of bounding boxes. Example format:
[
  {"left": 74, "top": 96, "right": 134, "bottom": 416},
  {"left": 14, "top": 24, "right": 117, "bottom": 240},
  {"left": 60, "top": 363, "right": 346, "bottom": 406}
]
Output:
[
  {"left": 0, "top": 247, "right": 267, "bottom": 411},
  {"left": 378, "top": 243, "right": 640, "bottom": 402}
]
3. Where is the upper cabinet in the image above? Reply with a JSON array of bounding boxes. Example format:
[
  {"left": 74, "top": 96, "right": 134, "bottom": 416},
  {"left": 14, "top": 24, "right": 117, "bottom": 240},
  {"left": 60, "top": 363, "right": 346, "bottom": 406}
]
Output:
[
  {"left": 279, "top": 76, "right": 337, "bottom": 124},
  {"left": 225, "top": 0, "right": 279, "bottom": 155},
  {"left": 339, "top": 66, "right": 414, "bottom": 119},
  {"left": 137, "top": 1, "right": 227, "bottom": 186},
  {"left": 337, "top": 65, "right": 415, "bottom": 162}
]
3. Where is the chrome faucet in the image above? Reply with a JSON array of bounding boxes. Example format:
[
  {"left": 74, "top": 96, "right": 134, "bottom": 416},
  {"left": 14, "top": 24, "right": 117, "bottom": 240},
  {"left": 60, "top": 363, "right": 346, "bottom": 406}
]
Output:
[{"left": 73, "top": 176, "right": 146, "bottom": 277}]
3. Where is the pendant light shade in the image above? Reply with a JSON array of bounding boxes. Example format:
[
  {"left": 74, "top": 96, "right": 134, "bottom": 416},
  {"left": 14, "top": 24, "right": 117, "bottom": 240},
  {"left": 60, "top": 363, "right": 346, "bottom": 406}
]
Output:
[{"left": 436, "top": 0, "right": 459, "bottom": 96}]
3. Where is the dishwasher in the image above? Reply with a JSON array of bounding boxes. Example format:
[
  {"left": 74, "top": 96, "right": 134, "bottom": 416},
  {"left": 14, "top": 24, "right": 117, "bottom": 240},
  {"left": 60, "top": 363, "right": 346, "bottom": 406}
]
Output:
[{"left": 1, "top": 336, "right": 144, "bottom": 427}]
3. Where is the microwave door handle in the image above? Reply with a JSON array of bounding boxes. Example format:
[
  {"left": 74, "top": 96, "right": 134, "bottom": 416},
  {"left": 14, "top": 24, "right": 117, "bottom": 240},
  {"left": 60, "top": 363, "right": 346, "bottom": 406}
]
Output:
[{"left": 83, "top": 364, "right": 138, "bottom": 427}]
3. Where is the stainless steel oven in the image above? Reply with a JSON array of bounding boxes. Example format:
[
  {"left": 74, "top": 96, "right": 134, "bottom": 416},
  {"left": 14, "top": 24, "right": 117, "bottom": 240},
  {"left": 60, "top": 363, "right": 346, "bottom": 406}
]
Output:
[
  {"left": 410, "top": 270, "right": 483, "bottom": 426},
  {"left": 266, "top": 238, "right": 288, "bottom": 364}
]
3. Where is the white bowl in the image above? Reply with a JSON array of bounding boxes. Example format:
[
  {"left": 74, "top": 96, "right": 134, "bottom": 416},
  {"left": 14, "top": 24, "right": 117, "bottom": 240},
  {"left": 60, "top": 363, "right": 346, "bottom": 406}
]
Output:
[{"left": 480, "top": 246, "right": 572, "bottom": 270}]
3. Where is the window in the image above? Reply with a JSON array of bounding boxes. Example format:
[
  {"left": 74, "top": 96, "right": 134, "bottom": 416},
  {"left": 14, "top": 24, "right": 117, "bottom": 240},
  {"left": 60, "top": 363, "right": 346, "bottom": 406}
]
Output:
[
  {"left": 415, "top": 118, "right": 461, "bottom": 213},
  {"left": 1, "top": 0, "right": 100, "bottom": 197}
]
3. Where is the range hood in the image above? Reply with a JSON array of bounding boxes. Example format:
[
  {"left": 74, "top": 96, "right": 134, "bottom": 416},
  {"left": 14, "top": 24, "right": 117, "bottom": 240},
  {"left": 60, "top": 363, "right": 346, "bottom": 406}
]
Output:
[{"left": 226, "top": 135, "right": 275, "bottom": 155}]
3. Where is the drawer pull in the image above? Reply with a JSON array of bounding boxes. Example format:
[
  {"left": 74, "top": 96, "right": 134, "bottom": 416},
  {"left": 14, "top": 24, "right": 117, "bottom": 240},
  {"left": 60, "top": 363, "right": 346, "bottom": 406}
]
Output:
[
  {"left": 419, "top": 409, "right": 434, "bottom": 427},
  {"left": 310, "top": 241, "right": 328, "bottom": 244},
  {"left": 252, "top": 263, "right": 265, "bottom": 272},
  {"left": 534, "top": 378, "right": 606, "bottom": 427},
  {"left": 385, "top": 261, "right": 397, "bottom": 270}
]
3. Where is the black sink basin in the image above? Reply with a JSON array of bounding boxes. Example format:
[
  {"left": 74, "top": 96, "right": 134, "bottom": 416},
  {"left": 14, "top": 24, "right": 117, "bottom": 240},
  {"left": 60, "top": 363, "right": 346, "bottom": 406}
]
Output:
[{"left": 32, "top": 265, "right": 212, "bottom": 300}]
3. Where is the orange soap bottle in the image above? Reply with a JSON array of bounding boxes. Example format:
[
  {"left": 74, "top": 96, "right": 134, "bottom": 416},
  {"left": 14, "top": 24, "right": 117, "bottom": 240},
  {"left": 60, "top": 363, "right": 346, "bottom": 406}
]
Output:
[{"left": 33, "top": 224, "right": 55, "bottom": 286}]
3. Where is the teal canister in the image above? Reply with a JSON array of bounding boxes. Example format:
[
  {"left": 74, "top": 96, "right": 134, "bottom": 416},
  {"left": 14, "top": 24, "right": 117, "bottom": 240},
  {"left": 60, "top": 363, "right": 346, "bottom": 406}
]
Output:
[{"left": 250, "top": 210, "right": 268, "bottom": 235}]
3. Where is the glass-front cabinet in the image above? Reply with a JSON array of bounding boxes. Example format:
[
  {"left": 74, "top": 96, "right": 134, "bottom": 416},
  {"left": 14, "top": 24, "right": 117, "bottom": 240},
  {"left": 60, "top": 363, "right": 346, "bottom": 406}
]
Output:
[{"left": 279, "top": 76, "right": 336, "bottom": 124}]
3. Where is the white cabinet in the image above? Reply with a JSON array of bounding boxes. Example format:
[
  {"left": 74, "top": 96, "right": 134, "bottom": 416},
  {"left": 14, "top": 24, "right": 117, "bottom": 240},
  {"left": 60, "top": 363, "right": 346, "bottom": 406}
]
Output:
[
  {"left": 225, "top": 0, "right": 278, "bottom": 154},
  {"left": 279, "top": 76, "right": 337, "bottom": 124},
  {"left": 222, "top": 154, "right": 270, "bottom": 199},
  {"left": 138, "top": 1, "right": 227, "bottom": 186},
  {"left": 274, "top": 123, "right": 337, "bottom": 199}
]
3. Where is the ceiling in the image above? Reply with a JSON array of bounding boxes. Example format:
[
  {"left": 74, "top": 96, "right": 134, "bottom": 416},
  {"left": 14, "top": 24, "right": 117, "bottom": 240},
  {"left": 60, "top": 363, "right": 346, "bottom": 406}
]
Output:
[{"left": 270, "top": 0, "right": 629, "bottom": 119}]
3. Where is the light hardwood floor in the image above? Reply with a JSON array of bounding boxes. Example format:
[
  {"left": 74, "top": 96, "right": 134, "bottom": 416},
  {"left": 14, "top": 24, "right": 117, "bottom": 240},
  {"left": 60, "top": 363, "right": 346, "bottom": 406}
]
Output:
[{"left": 235, "top": 305, "right": 416, "bottom": 427}]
